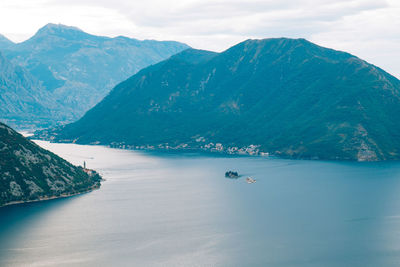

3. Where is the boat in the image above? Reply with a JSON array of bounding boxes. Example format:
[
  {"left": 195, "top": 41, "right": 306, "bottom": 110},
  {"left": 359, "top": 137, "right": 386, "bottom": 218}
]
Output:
[{"left": 246, "top": 177, "right": 256, "bottom": 184}]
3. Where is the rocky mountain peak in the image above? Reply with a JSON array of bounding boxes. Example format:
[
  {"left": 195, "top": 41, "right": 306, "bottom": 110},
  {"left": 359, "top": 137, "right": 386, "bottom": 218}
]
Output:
[{"left": 31, "top": 23, "right": 86, "bottom": 40}]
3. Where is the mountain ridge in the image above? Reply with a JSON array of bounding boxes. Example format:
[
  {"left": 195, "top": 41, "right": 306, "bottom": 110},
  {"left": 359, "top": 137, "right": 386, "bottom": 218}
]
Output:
[
  {"left": 0, "top": 51, "right": 68, "bottom": 128},
  {"left": 36, "top": 37, "right": 400, "bottom": 161},
  {"left": 0, "top": 34, "right": 14, "bottom": 49},
  {"left": 0, "top": 23, "right": 190, "bottom": 127}
]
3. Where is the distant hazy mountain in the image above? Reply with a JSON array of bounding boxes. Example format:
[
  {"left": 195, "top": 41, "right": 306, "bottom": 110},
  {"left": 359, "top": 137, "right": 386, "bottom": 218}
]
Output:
[
  {"left": 1, "top": 23, "right": 189, "bottom": 125},
  {"left": 0, "top": 52, "right": 63, "bottom": 129},
  {"left": 44, "top": 38, "right": 400, "bottom": 161},
  {"left": 0, "top": 122, "right": 101, "bottom": 207},
  {"left": 0, "top": 34, "right": 14, "bottom": 49}
]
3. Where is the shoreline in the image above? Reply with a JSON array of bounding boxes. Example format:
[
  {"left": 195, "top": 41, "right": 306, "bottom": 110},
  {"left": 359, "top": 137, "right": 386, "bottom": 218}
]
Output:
[
  {"left": 65, "top": 143, "right": 382, "bottom": 162},
  {"left": 0, "top": 183, "right": 100, "bottom": 209},
  {"left": 33, "top": 139, "right": 389, "bottom": 163},
  {"left": 32, "top": 138, "right": 382, "bottom": 162}
]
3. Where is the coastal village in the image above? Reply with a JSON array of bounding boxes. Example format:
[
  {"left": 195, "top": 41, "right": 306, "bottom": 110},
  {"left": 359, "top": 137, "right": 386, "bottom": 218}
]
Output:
[
  {"left": 36, "top": 128, "right": 270, "bottom": 156},
  {"left": 109, "top": 140, "right": 270, "bottom": 156}
]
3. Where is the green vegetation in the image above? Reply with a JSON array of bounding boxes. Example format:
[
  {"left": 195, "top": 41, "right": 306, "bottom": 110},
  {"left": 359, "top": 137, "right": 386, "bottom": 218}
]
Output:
[
  {"left": 0, "top": 52, "right": 60, "bottom": 129},
  {"left": 0, "top": 122, "right": 101, "bottom": 207},
  {"left": 47, "top": 38, "right": 400, "bottom": 161}
]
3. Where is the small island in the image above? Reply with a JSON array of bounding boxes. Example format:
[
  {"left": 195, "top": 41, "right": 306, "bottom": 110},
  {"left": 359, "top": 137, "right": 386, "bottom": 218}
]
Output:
[{"left": 225, "top": 171, "right": 239, "bottom": 179}]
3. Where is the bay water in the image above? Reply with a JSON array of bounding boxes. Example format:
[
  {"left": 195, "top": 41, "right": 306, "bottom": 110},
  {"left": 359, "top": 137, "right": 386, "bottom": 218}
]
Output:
[{"left": 2, "top": 141, "right": 400, "bottom": 266}]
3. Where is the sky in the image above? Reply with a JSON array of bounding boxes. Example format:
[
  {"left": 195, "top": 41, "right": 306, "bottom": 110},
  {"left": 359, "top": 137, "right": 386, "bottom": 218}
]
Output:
[{"left": 0, "top": 0, "right": 399, "bottom": 78}]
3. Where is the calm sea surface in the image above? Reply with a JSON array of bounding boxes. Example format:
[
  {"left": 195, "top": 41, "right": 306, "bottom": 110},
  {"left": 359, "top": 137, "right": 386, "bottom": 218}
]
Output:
[{"left": 2, "top": 141, "right": 400, "bottom": 266}]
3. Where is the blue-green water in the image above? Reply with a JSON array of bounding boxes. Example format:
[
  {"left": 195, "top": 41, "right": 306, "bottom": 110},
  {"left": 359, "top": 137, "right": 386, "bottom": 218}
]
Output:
[{"left": 2, "top": 141, "right": 400, "bottom": 266}]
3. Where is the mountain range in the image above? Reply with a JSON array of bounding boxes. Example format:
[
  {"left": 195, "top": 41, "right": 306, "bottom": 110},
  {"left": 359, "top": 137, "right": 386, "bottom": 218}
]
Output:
[
  {"left": 0, "top": 34, "right": 14, "bottom": 49},
  {"left": 0, "top": 122, "right": 101, "bottom": 207},
  {"left": 0, "top": 23, "right": 189, "bottom": 127},
  {"left": 44, "top": 38, "right": 400, "bottom": 161},
  {"left": 0, "top": 52, "right": 62, "bottom": 129}
]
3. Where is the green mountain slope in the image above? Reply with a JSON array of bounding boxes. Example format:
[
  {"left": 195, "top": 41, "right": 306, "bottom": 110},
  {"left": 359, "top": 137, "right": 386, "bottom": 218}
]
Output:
[
  {"left": 47, "top": 38, "right": 400, "bottom": 161},
  {"left": 0, "top": 52, "right": 65, "bottom": 129},
  {"left": 0, "top": 122, "right": 101, "bottom": 207},
  {"left": 1, "top": 23, "right": 189, "bottom": 125}
]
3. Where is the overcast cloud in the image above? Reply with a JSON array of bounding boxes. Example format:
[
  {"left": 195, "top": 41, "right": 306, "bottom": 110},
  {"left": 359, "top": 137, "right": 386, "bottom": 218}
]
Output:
[{"left": 0, "top": 0, "right": 399, "bottom": 78}]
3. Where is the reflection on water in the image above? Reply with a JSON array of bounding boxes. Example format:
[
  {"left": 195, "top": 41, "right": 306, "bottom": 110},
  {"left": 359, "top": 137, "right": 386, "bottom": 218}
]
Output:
[{"left": 2, "top": 141, "right": 400, "bottom": 266}]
